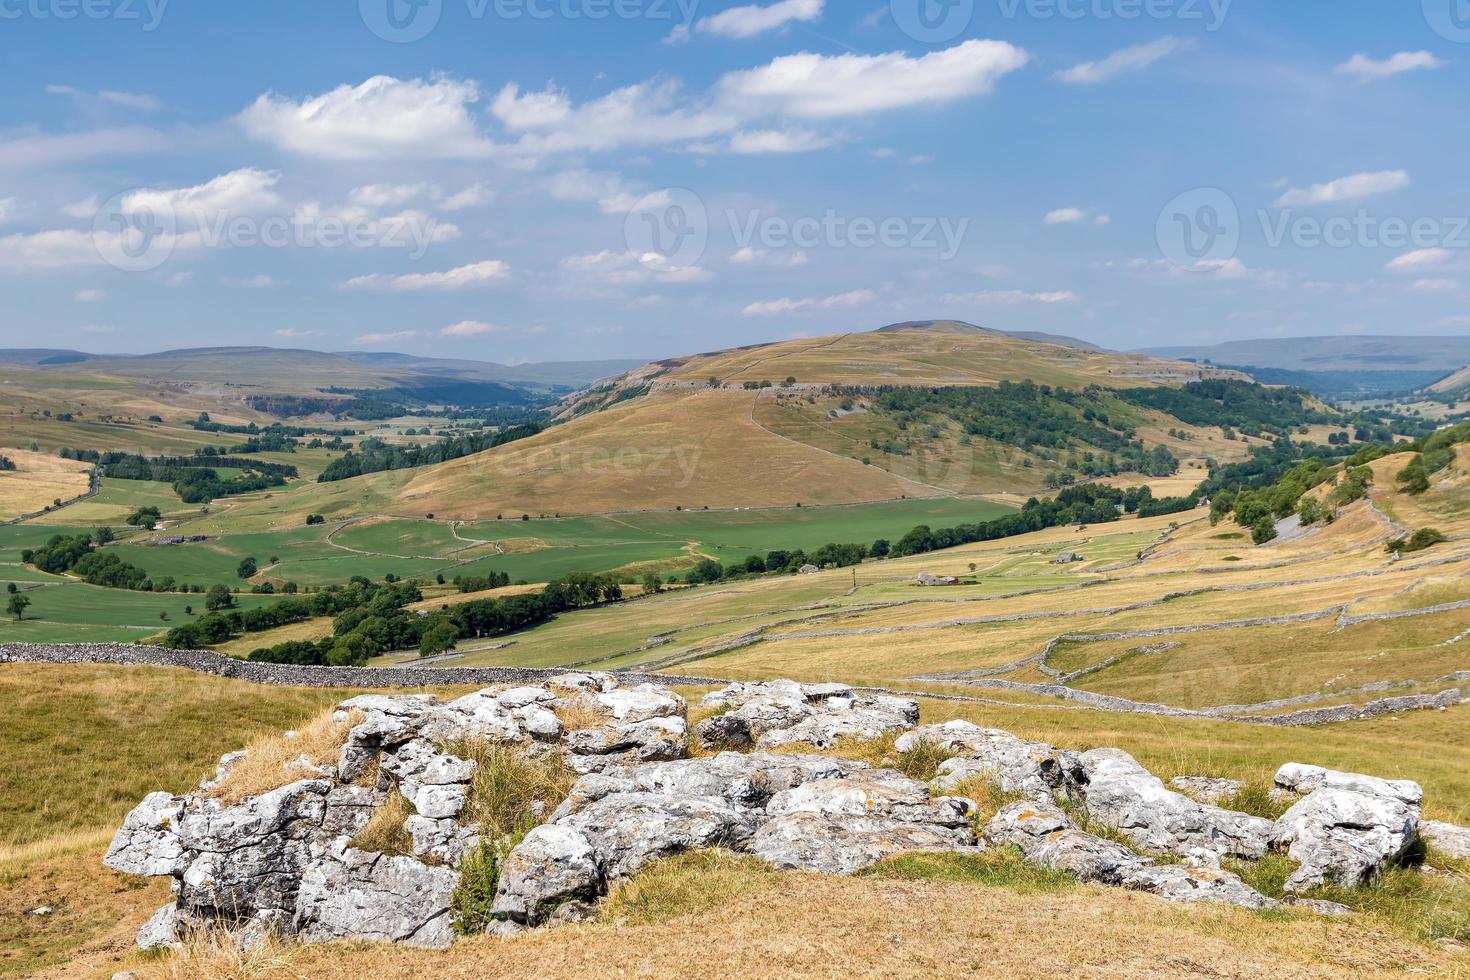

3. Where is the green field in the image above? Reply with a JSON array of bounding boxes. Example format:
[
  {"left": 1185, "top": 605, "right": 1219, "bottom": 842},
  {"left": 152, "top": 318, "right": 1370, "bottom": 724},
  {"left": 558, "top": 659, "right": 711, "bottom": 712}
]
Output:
[
  {"left": 91, "top": 497, "right": 1015, "bottom": 591},
  {"left": 0, "top": 579, "right": 290, "bottom": 643}
]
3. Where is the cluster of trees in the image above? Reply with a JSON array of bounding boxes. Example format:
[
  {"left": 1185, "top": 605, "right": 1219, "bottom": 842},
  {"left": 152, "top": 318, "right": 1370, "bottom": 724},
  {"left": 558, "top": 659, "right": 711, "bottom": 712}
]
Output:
[
  {"left": 0, "top": 455, "right": 15, "bottom": 471},
  {"left": 53, "top": 450, "right": 296, "bottom": 504},
  {"left": 455, "top": 572, "right": 512, "bottom": 593},
  {"left": 163, "top": 578, "right": 420, "bottom": 654},
  {"left": 318, "top": 423, "right": 544, "bottom": 483},
  {"left": 1118, "top": 380, "right": 1335, "bottom": 438},
  {"left": 1388, "top": 528, "right": 1448, "bottom": 556},
  {"left": 868, "top": 382, "right": 1179, "bottom": 482},
  {"left": 188, "top": 415, "right": 349, "bottom": 439},
  {"left": 1395, "top": 421, "right": 1469, "bottom": 496},
  {"left": 240, "top": 571, "right": 625, "bottom": 666},
  {"left": 24, "top": 533, "right": 154, "bottom": 590}
]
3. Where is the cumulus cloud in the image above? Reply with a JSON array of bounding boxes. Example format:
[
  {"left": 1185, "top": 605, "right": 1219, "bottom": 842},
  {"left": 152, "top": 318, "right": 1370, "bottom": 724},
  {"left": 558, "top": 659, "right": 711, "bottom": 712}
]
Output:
[
  {"left": 441, "top": 320, "right": 503, "bottom": 337},
  {"left": 1274, "top": 170, "right": 1410, "bottom": 207},
  {"left": 741, "top": 288, "right": 875, "bottom": 316},
  {"left": 342, "top": 259, "right": 510, "bottom": 292},
  {"left": 728, "top": 128, "right": 832, "bottom": 154},
  {"left": 1055, "top": 37, "right": 1193, "bottom": 85},
  {"left": 1386, "top": 248, "right": 1453, "bottom": 272},
  {"left": 1044, "top": 208, "right": 1085, "bottom": 224},
  {"left": 940, "top": 289, "right": 1080, "bottom": 305},
  {"left": 240, "top": 76, "right": 496, "bottom": 160},
  {"left": 125, "top": 168, "right": 284, "bottom": 223},
  {"left": 561, "top": 249, "right": 715, "bottom": 285},
  {"left": 355, "top": 330, "right": 421, "bottom": 345},
  {"left": 1334, "top": 51, "right": 1444, "bottom": 82},
  {"left": 673, "top": 0, "right": 823, "bottom": 41},
  {"left": 719, "top": 40, "right": 1029, "bottom": 118}
]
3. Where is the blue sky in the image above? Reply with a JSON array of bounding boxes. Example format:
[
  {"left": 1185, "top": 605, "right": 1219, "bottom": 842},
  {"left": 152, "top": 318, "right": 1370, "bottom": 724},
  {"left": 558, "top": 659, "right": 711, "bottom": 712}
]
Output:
[{"left": 1, "top": 0, "right": 1467, "bottom": 362}]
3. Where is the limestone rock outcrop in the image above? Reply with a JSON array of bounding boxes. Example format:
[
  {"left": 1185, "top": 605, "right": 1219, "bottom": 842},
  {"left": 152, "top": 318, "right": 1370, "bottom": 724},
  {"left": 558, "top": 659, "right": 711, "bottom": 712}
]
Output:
[
  {"left": 695, "top": 680, "right": 918, "bottom": 750},
  {"left": 1271, "top": 763, "right": 1423, "bottom": 891}
]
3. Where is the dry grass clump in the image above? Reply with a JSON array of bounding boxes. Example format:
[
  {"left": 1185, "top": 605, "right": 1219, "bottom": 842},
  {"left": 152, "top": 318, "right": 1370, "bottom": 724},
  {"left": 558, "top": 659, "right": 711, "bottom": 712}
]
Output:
[
  {"left": 209, "top": 709, "right": 360, "bottom": 807},
  {"left": 140, "top": 925, "right": 298, "bottom": 980},
  {"left": 597, "top": 850, "right": 776, "bottom": 927},
  {"left": 550, "top": 696, "right": 607, "bottom": 733},
  {"left": 860, "top": 848, "right": 1076, "bottom": 895},
  {"left": 349, "top": 790, "right": 416, "bottom": 858},
  {"left": 442, "top": 739, "right": 577, "bottom": 841}
]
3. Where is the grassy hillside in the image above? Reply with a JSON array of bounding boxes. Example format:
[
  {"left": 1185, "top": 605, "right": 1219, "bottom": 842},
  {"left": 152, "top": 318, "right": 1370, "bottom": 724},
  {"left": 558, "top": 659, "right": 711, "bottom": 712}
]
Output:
[{"left": 244, "top": 325, "right": 1261, "bottom": 520}]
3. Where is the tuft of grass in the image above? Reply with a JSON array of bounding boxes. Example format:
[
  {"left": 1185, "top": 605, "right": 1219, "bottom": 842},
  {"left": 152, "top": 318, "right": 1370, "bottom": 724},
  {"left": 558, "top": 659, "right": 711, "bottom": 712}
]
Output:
[
  {"left": 349, "top": 790, "right": 416, "bottom": 857},
  {"left": 861, "top": 847, "right": 1076, "bottom": 895},
  {"left": 892, "top": 739, "right": 958, "bottom": 782},
  {"left": 1224, "top": 854, "right": 1296, "bottom": 899},
  {"left": 209, "top": 709, "right": 360, "bottom": 807},
  {"left": 940, "top": 775, "right": 1029, "bottom": 828},
  {"left": 1218, "top": 782, "right": 1294, "bottom": 821},
  {"left": 551, "top": 697, "right": 607, "bottom": 733},
  {"left": 144, "top": 924, "right": 300, "bottom": 980},
  {"left": 451, "top": 838, "right": 514, "bottom": 936},
  {"left": 442, "top": 739, "right": 576, "bottom": 842},
  {"left": 597, "top": 850, "right": 775, "bottom": 927}
]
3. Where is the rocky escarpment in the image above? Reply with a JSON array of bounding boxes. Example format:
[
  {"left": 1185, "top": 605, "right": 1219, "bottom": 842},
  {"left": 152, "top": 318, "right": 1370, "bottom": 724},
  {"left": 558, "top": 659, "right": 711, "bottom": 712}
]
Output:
[{"left": 105, "top": 677, "right": 1463, "bottom": 953}]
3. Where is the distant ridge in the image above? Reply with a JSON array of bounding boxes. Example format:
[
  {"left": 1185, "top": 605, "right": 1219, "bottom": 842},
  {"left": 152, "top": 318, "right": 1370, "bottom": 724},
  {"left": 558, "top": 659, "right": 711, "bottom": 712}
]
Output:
[{"left": 1139, "top": 335, "right": 1470, "bottom": 373}]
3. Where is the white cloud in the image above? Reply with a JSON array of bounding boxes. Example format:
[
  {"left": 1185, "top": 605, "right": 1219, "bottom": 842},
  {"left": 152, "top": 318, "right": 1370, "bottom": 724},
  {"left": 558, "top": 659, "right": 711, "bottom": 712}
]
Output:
[
  {"left": 1334, "top": 51, "right": 1444, "bottom": 82},
  {"left": 1274, "top": 170, "right": 1409, "bottom": 207},
  {"left": 1055, "top": 37, "right": 1193, "bottom": 85},
  {"left": 677, "top": 0, "right": 823, "bottom": 41},
  {"left": 1386, "top": 248, "right": 1453, "bottom": 272},
  {"left": 60, "top": 196, "right": 97, "bottom": 219},
  {"left": 73, "top": 288, "right": 105, "bottom": 303},
  {"left": 342, "top": 259, "right": 510, "bottom": 292},
  {"left": 226, "top": 275, "right": 282, "bottom": 289},
  {"left": 355, "top": 330, "right": 421, "bottom": 345},
  {"left": 561, "top": 249, "right": 714, "bottom": 285},
  {"left": 1409, "top": 278, "right": 1460, "bottom": 292},
  {"left": 441, "top": 320, "right": 503, "bottom": 337},
  {"left": 47, "top": 84, "right": 161, "bottom": 110},
  {"left": 742, "top": 288, "right": 875, "bottom": 316},
  {"left": 125, "top": 168, "right": 284, "bottom": 224},
  {"left": 0, "top": 229, "right": 113, "bottom": 270},
  {"left": 1044, "top": 208, "right": 1085, "bottom": 224},
  {"left": 547, "top": 170, "right": 659, "bottom": 215},
  {"left": 240, "top": 76, "right": 495, "bottom": 161},
  {"left": 729, "top": 246, "right": 809, "bottom": 267},
  {"left": 0, "top": 197, "right": 14, "bottom": 223},
  {"left": 349, "top": 183, "right": 430, "bottom": 209},
  {"left": 274, "top": 328, "right": 319, "bottom": 338},
  {"left": 439, "top": 183, "right": 492, "bottom": 211},
  {"left": 0, "top": 127, "right": 162, "bottom": 168},
  {"left": 728, "top": 128, "right": 833, "bottom": 154},
  {"left": 719, "top": 40, "right": 1029, "bottom": 119},
  {"left": 941, "top": 289, "right": 1080, "bottom": 305}
]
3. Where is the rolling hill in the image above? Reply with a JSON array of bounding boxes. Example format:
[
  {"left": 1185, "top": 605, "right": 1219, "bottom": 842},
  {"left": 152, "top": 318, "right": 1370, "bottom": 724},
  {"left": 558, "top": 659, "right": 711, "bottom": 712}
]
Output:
[
  {"left": 206, "top": 322, "right": 1279, "bottom": 522},
  {"left": 1431, "top": 364, "right": 1470, "bottom": 396}
]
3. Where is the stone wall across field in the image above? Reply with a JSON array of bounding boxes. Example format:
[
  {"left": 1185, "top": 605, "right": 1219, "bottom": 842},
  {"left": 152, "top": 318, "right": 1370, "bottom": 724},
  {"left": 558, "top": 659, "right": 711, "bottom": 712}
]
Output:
[{"left": 0, "top": 643, "right": 727, "bottom": 690}]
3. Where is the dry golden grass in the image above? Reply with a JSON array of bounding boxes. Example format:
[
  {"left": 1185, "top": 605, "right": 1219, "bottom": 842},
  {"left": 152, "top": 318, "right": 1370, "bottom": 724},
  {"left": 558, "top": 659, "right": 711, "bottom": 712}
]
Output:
[
  {"left": 0, "top": 448, "right": 92, "bottom": 520},
  {"left": 144, "top": 866, "right": 1469, "bottom": 979},
  {"left": 208, "top": 708, "right": 359, "bottom": 807},
  {"left": 350, "top": 790, "right": 415, "bottom": 857}
]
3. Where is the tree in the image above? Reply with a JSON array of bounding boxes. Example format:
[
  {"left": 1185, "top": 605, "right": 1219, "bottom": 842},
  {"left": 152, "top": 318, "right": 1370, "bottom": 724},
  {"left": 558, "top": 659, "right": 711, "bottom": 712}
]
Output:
[
  {"left": 205, "top": 584, "right": 234, "bottom": 611},
  {"left": 419, "top": 621, "right": 460, "bottom": 658},
  {"left": 237, "top": 557, "right": 258, "bottom": 579},
  {"left": 1251, "top": 517, "right": 1278, "bottom": 546},
  {"left": 5, "top": 583, "right": 15, "bottom": 595},
  {"left": 641, "top": 572, "right": 663, "bottom": 595},
  {"left": 7, "top": 594, "right": 31, "bottom": 621}
]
